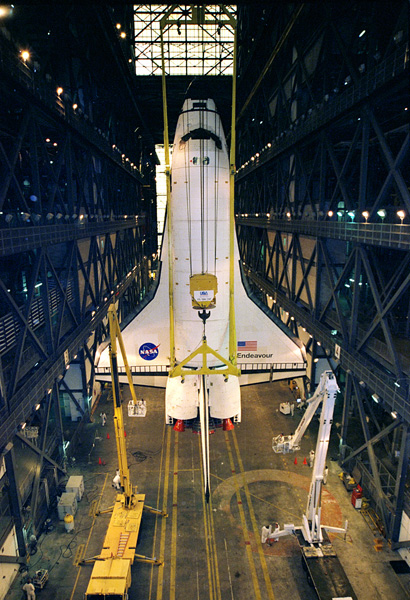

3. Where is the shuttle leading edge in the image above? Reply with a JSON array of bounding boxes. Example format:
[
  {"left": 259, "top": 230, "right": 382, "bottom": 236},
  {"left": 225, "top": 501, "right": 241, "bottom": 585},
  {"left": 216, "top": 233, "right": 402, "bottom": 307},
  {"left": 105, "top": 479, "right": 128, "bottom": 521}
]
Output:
[{"left": 96, "top": 98, "right": 306, "bottom": 424}]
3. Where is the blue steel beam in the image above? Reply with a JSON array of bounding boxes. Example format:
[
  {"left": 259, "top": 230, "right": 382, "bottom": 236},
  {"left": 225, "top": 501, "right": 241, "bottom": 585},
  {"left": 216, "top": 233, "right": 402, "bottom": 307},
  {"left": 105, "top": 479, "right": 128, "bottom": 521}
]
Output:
[
  {"left": 0, "top": 267, "right": 140, "bottom": 451},
  {"left": 244, "top": 266, "right": 410, "bottom": 425}
]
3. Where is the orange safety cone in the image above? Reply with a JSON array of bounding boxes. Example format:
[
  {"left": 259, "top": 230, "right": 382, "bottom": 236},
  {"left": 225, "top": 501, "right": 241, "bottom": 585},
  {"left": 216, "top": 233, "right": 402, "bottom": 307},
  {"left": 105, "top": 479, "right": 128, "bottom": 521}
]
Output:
[
  {"left": 173, "top": 419, "right": 185, "bottom": 432},
  {"left": 107, "top": 433, "right": 110, "bottom": 439},
  {"left": 98, "top": 457, "right": 102, "bottom": 465},
  {"left": 294, "top": 456, "right": 298, "bottom": 465},
  {"left": 223, "top": 418, "right": 234, "bottom": 431},
  {"left": 303, "top": 457, "right": 307, "bottom": 465},
  {"left": 124, "top": 431, "right": 127, "bottom": 437}
]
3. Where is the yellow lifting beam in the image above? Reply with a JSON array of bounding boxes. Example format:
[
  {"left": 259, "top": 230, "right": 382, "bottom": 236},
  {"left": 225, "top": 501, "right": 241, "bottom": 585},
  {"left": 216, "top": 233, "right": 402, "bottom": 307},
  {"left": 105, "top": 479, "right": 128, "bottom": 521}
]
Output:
[
  {"left": 228, "top": 17, "right": 238, "bottom": 367},
  {"left": 160, "top": 15, "right": 176, "bottom": 371},
  {"left": 170, "top": 336, "right": 240, "bottom": 379}
]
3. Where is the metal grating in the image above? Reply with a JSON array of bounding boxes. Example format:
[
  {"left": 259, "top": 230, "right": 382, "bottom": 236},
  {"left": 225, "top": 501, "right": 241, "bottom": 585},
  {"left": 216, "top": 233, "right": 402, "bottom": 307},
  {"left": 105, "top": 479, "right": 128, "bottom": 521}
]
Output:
[{"left": 0, "top": 282, "right": 74, "bottom": 355}]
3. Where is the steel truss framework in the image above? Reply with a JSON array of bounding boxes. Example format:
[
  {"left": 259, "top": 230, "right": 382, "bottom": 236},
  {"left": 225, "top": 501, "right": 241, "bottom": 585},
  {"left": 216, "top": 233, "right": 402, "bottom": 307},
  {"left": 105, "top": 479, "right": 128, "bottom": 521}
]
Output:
[
  {"left": 133, "top": 4, "right": 236, "bottom": 76},
  {"left": 235, "top": 2, "right": 410, "bottom": 543},
  {"left": 0, "top": 6, "right": 157, "bottom": 547}
]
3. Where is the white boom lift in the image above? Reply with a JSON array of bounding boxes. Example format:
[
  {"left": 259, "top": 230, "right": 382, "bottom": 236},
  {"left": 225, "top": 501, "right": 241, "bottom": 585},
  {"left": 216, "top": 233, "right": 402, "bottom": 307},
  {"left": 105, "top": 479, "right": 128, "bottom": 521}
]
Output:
[{"left": 262, "top": 370, "right": 348, "bottom": 545}]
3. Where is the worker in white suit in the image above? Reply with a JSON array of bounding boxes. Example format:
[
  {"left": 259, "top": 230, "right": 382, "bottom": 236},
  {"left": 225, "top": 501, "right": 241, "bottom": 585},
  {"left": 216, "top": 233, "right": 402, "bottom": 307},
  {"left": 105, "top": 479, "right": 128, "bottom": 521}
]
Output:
[
  {"left": 112, "top": 469, "right": 121, "bottom": 490},
  {"left": 22, "top": 578, "right": 36, "bottom": 600}
]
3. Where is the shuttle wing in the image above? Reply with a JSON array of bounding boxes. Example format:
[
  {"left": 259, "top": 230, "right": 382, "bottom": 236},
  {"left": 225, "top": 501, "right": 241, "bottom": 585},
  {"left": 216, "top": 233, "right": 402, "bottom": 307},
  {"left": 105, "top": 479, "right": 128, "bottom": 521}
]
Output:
[
  {"left": 234, "top": 259, "right": 306, "bottom": 384},
  {"left": 96, "top": 233, "right": 171, "bottom": 386}
]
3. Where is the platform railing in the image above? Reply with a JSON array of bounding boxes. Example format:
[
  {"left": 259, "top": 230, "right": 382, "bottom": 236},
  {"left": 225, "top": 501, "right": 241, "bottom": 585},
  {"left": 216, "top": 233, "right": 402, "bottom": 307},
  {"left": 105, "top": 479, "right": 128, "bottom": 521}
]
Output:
[{"left": 95, "top": 361, "right": 306, "bottom": 376}]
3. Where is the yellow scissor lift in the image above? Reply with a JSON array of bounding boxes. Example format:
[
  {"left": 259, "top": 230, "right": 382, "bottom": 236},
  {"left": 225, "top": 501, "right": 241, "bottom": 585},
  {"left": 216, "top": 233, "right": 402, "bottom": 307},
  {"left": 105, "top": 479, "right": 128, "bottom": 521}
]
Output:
[{"left": 83, "top": 303, "right": 167, "bottom": 600}]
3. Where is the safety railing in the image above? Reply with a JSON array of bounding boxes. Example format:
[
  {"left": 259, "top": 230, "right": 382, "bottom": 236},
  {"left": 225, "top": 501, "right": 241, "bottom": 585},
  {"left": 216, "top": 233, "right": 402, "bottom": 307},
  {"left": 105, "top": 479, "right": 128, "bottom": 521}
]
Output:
[
  {"left": 95, "top": 361, "right": 306, "bottom": 376},
  {"left": 0, "top": 218, "right": 144, "bottom": 256},
  {"left": 237, "top": 217, "right": 410, "bottom": 250}
]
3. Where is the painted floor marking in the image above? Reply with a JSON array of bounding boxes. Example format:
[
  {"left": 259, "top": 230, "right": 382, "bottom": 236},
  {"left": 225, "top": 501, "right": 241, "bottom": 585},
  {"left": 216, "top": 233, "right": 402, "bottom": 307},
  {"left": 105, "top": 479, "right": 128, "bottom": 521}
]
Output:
[
  {"left": 149, "top": 420, "right": 166, "bottom": 600},
  {"left": 170, "top": 435, "right": 179, "bottom": 600},
  {"left": 156, "top": 425, "right": 172, "bottom": 600},
  {"left": 232, "top": 429, "right": 276, "bottom": 600},
  {"left": 224, "top": 432, "right": 262, "bottom": 600},
  {"left": 198, "top": 435, "right": 219, "bottom": 600}
]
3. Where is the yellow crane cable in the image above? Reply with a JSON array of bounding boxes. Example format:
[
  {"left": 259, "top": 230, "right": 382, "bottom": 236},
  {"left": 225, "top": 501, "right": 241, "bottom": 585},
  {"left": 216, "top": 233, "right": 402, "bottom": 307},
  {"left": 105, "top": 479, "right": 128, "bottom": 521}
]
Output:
[
  {"left": 229, "top": 21, "right": 238, "bottom": 367},
  {"left": 160, "top": 22, "right": 175, "bottom": 370}
]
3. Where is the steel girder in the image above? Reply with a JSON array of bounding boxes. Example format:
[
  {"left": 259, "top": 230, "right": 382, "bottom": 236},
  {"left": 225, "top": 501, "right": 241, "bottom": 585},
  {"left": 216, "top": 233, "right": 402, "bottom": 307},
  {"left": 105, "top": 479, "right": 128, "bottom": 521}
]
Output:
[
  {"left": 238, "top": 209, "right": 410, "bottom": 546},
  {"left": 235, "top": 1, "right": 410, "bottom": 543},
  {"left": 0, "top": 9, "right": 157, "bottom": 542}
]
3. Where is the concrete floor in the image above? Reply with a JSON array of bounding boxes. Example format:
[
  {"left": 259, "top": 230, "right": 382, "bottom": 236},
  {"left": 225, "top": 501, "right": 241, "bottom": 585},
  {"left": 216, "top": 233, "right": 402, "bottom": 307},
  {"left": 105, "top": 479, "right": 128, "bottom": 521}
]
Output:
[{"left": 6, "top": 380, "right": 410, "bottom": 600}]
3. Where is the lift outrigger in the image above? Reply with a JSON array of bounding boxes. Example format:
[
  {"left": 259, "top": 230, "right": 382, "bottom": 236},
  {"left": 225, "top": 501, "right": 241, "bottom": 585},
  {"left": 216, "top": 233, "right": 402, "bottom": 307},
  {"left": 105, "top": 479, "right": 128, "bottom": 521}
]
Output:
[
  {"left": 82, "top": 302, "right": 167, "bottom": 600},
  {"left": 262, "top": 370, "right": 357, "bottom": 600}
]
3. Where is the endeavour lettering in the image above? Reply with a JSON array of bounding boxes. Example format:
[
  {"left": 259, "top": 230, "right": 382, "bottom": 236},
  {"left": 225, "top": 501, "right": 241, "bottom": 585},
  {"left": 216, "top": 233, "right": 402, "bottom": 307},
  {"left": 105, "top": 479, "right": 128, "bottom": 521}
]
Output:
[{"left": 237, "top": 352, "right": 274, "bottom": 358}]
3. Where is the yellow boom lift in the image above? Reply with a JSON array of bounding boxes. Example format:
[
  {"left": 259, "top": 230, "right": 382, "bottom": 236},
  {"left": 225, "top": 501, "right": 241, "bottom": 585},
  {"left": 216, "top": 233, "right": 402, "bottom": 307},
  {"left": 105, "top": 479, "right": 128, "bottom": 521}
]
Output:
[{"left": 83, "top": 303, "right": 167, "bottom": 600}]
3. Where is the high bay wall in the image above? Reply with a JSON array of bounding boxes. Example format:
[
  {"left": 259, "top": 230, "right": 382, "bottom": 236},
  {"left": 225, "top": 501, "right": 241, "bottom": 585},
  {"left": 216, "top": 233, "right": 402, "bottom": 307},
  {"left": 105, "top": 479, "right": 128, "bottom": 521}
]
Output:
[
  {"left": 235, "top": 2, "right": 410, "bottom": 544},
  {"left": 0, "top": 3, "right": 158, "bottom": 551}
]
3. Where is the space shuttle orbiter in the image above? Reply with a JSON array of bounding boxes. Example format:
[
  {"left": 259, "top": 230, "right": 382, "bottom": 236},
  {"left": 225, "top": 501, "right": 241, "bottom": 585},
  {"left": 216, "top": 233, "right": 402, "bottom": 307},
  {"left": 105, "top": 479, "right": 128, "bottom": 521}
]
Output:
[{"left": 95, "top": 99, "right": 306, "bottom": 493}]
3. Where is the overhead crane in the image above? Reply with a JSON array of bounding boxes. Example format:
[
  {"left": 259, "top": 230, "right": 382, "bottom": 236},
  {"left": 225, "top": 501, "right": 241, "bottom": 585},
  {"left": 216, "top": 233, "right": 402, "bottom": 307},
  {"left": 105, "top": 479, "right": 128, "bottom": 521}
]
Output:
[{"left": 82, "top": 303, "right": 167, "bottom": 600}]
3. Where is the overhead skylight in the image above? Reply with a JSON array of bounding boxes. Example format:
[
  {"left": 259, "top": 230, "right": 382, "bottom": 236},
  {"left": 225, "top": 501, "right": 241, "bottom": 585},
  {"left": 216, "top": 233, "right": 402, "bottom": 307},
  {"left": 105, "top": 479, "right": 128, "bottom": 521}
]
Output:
[{"left": 133, "top": 4, "right": 236, "bottom": 76}]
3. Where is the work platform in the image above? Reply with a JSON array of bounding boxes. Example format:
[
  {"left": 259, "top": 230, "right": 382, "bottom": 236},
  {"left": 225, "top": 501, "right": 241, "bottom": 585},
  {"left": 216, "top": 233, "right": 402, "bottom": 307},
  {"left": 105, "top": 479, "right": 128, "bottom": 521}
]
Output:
[{"left": 5, "top": 381, "right": 409, "bottom": 600}]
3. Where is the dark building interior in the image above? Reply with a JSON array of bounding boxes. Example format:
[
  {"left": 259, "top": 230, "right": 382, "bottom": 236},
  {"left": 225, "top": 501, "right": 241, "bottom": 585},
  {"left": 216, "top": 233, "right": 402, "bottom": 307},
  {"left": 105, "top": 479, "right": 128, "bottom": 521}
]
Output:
[{"left": 0, "top": 3, "right": 409, "bottom": 599}]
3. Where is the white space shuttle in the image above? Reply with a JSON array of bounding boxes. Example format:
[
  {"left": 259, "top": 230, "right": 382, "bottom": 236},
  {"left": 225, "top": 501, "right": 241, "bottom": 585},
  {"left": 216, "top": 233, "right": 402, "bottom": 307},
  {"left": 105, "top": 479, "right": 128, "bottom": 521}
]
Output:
[{"left": 95, "top": 98, "right": 305, "bottom": 496}]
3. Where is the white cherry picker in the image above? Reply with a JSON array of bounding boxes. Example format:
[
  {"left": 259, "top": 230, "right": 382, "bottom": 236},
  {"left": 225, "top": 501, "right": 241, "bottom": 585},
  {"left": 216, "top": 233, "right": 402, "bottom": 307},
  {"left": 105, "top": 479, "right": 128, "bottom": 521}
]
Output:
[{"left": 262, "top": 370, "right": 357, "bottom": 600}]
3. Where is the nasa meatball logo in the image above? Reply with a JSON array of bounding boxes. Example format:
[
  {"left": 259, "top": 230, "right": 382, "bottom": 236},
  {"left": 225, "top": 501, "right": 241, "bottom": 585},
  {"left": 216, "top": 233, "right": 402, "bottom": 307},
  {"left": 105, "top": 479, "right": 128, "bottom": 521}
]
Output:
[{"left": 139, "top": 342, "right": 160, "bottom": 361}]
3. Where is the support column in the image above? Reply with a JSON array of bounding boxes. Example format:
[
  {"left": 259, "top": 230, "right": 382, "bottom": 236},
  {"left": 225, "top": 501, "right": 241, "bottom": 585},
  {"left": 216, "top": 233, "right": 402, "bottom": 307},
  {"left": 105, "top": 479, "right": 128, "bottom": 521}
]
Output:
[
  {"left": 390, "top": 425, "right": 410, "bottom": 543},
  {"left": 339, "top": 371, "right": 353, "bottom": 461},
  {"left": 3, "top": 443, "right": 26, "bottom": 558},
  {"left": 53, "top": 381, "right": 65, "bottom": 464}
]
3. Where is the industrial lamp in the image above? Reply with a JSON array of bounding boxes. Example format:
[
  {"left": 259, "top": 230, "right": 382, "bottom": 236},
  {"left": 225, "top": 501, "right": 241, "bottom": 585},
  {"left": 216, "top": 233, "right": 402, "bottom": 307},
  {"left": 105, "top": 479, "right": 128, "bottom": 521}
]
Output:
[
  {"left": 377, "top": 209, "right": 386, "bottom": 222},
  {"left": 397, "top": 210, "right": 405, "bottom": 225}
]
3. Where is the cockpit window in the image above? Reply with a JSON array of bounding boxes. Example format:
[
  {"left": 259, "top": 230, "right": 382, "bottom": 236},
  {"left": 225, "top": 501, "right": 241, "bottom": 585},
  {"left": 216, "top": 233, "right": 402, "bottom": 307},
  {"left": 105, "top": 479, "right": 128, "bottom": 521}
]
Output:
[
  {"left": 192, "top": 157, "right": 210, "bottom": 165},
  {"left": 180, "top": 128, "right": 222, "bottom": 149}
]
